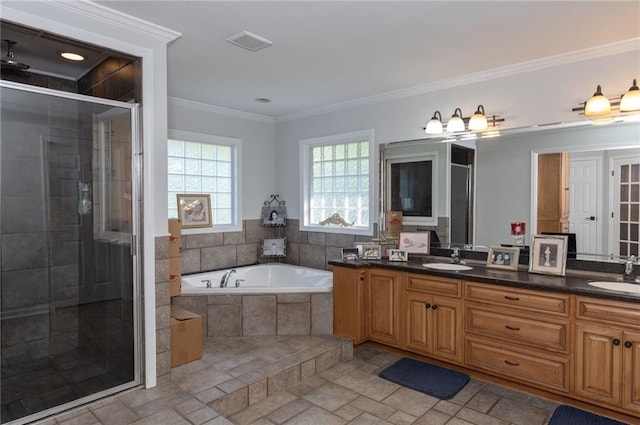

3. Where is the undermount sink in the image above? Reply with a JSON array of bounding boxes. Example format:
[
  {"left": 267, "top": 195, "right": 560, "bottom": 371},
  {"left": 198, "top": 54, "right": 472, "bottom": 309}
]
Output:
[
  {"left": 422, "top": 263, "right": 473, "bottom": 271},
  {"left": 587, "top": 281, "right": 640, "bottom": 294}
]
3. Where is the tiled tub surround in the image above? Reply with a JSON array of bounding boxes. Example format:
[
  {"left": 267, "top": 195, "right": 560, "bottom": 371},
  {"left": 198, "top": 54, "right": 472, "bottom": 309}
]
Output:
[
  {"left": 172, "top": 293, "right": 333, "bottom": 338},
  {"left": 177, "top": 218, "right": 448, "bottom": 274}
]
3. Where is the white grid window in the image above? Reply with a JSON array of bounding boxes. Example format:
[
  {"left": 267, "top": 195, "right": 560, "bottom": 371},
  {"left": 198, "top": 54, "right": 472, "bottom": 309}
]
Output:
[
  {"left": 300, "top": 130, "right": 374, "bottom": 235},
  {"left": 168, "top": 130, "right": 241, "bottom": 231}
]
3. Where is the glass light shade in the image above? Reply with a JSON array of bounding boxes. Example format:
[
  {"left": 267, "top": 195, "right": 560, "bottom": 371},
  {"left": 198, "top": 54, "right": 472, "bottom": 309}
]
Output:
[
  {"left": 584, "top": 85, "right": 611, "bottom": 116},
  {"left": 468, "top": 105, "right": 488, "bottom": 131},
  {"left": 620, "top": 79, "right": 640, "bottom": 112},
  {"left": 425, "top": 118, "right": 443, "bottom": 134},
  {"left": 425, "top": 111, "right": 443, "bottom": 134},
  {"left": 446, "top": 108, "right": 465, "bottom": 132}
]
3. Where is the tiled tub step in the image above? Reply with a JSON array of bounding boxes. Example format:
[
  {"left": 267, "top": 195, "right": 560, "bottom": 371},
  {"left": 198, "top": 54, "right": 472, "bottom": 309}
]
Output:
[{"left": 170, "top": 335, "right": 353, "bottom": 418}]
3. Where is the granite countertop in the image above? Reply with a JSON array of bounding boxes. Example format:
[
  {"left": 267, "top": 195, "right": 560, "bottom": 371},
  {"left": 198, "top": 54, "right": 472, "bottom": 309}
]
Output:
[{"left": 328, "top": 257, "right": 640, "bottom": 303}]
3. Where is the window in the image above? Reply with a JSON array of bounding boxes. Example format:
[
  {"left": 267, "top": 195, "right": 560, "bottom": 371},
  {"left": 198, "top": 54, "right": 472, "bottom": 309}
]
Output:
[
  {"left": 168, "top": 130, "right": 241, "bottom": 232},
  {"left": 300, "top": 129, "right": 374, "bottom": 235}
]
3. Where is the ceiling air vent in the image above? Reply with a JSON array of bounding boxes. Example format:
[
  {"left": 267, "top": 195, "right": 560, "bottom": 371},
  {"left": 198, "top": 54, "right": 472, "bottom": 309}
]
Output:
[{"left": 226, "top": 31, "right": 273, "bottom": 52}]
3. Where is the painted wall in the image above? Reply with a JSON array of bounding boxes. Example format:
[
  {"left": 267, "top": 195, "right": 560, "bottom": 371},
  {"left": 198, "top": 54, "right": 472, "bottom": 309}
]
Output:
[{"left": 274, "top": 49, "right": 640, "bottom": 230}]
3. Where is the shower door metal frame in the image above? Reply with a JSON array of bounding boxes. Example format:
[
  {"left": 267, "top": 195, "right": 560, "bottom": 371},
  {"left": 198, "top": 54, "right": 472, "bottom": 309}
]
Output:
[{"left": 0, "top": 80, "right": 144, "bottom": 425}]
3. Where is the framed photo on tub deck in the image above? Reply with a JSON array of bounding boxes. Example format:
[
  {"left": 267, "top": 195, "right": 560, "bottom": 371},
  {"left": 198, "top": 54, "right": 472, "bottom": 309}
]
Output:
[
  {"left": 486, "top": 246, "right": 520, "bottom": 271},
  {"left": 529, "top": 234, "right": 568, "bottom": 276},
  {"left": 177, "top": 194, "right": 212, "bottom": 228},
  {"left": 398, "top": 232, "right": 430, "bottom": 255},
  {"left": 361, "top": 244, "right": 382, "bottom": 260},
  {"left": 388, "top": 249, "right": 408, "bottom": 262},
  {"left": 341, "top": 247, "right": 359, "bottom": 261}
]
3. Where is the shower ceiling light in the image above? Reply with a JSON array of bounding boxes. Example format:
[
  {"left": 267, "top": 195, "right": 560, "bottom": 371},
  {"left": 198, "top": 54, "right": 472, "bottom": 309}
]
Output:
[{"left": 59, "top": 51, "right": 85, "bottom": 61}]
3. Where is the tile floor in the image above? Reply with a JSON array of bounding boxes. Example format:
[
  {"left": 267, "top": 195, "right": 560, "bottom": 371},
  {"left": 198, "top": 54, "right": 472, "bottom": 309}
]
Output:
[{"left": 31, "top": 335, "right": 630, "bottom": 425}]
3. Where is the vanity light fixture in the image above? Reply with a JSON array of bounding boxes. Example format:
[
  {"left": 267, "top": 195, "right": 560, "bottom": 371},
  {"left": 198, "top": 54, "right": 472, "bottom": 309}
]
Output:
[
  {"left": 425, "top": 110, "right": 444, "bottom": 134},
  {"left": 584, "top": 85, "right": 611, "bottom": 116},
  {"left": 446, "top": 108, "right": 465, "bottom": 132},
  {"left": 468, "top": 104, "right": 488, "bottom": 131},
  {"left": 620, "top": 79, "right": 640, "bottom": 112}
]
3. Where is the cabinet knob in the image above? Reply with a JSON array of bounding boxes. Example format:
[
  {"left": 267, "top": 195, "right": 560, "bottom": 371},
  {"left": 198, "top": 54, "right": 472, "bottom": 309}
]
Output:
[
  {"left": 613, "top": 338, "right": 621, "bottom": 346},
  {"left": 432, "top": 305, "right": 438, "bottom": 310},
  {"left": 425, "top": 303, "right": 431, "bottom": 309},
  {"left": 625, "top": 341, "right": 633, "bottom": 349}
]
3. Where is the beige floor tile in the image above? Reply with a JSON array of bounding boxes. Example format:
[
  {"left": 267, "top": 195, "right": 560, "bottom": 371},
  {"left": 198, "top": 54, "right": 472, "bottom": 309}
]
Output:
[
  {"left": 455, "top": 406, "right": 510, "bottom": 425},
  {"left": 412, "top": 409, "right": 452, "bottom": 425},
  {"left": 229, "top": 391, "right": 298, "bottom": 425},
  {"left": 333, "top": 369, "right": 399, "bottom": 402},
  {"left": 265, "top": 398, "right": 313, "bottom": 424},
  {"left": 386, "top": 410, "right": 416, "bottom": 425},
  {"left": 282, "top": 405, "right": 347, "bottom": 425},
  {"left": 302, "top": 382, "right": 359, "bottom": 412},
  {"left": 333, "top": 404, "right": 363, "bottom": 421},
  {"left": 348, "top": 412, "right": 393, "bottom": 424},
  {"left": 349, "top": 396, "right": 395, "bottom": 420}
]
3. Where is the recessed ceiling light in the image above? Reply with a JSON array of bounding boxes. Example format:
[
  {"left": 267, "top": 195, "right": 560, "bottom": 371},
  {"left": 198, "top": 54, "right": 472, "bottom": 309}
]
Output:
[
  {"left": 58, "top": 51, "right": 85, "bottom": 61},
  {"left": 255, "top": 98, "right": 271, "bottom": 103}
]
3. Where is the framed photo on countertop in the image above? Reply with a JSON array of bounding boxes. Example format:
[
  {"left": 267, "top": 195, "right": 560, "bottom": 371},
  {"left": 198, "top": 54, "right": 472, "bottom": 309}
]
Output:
[
  {"left": 529, "top": 234, "right": 568, "bottom": 276},
  {"left": 486, "top": 246, "right": 520, "bottom": 271}
]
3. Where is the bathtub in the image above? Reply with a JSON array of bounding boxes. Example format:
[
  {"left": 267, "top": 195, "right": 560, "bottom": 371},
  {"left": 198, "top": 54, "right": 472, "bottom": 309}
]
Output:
[{"left": 180, "top": 263, "right": 333, "bottom": 295}]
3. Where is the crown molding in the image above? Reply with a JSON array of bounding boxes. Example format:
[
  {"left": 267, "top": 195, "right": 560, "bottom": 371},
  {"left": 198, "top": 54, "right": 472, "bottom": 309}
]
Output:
[
  {"left": 275, "top": 38, "right": 640, "bottom": 123},
  {"left": 48, "top": 0, "right": 181, "bottom": 42},
  {"left": 0, "top": 1, "right": 181, "bottom": 43},
  {"left": 169, "top": 97, "right": 275, "bottom": 124}
]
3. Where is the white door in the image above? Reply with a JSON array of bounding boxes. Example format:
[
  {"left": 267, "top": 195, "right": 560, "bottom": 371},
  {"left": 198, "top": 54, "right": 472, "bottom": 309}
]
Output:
[
  {"left": 610, "top": 154, "right": 640, "bottom": 257},
  {"left": 569, "top": 158, "right": 600, "bottom": 256}
]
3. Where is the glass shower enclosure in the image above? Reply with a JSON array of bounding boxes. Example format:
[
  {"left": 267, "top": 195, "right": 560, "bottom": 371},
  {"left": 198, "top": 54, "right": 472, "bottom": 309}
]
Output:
[{"left": 0, "top": 81, "right": 142, "bottom": 424}]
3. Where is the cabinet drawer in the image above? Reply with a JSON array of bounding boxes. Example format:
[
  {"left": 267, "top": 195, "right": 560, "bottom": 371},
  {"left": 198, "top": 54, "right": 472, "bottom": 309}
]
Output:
[
  {"left": 576, "top": 296, "right": 640, "bottom": 327},
  {"left": 465, "top": 282, "right": 569, "bottom": 316},
  {"left": 466, "top": 306, "right": 568, "bottom": 352},
  {"left": 465, "top": 336, "right": 570, "bottom": 393},
  {"left": 407, "top": 274, "right": 461, "bottom": 297}
]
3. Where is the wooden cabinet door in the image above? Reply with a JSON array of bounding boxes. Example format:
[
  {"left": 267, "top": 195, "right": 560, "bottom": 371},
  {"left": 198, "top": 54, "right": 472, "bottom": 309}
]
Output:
[
  {"left": 405, "top": 291, "right": 430, "bottom": 353},
  {"left": 622, "top": 330, "right": 640, "bottom": 414},
  {"left": 333, "top": 266, "right": 367, "bottom": 343},
  {"left": 367, "top": 269, "right": 400, "bottom": 346},
  {"left": 431, "top": 296, "right": 463, "bottom": 363},
  {"left": 575, "top": 324, "right": 623, "bottom": 405}
]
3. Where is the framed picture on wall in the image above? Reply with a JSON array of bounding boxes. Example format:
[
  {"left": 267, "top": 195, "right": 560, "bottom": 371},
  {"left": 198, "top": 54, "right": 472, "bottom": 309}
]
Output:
[
  {"left": 398, "top": 232, "right": 430, "bottom": 255},
  {"left": 177, "top": 194, "right": 212, "bottom": 228},
  {"left": 529, "top": 234, "right": 568, "bottom": 276},
  {"left": 261, "top": 206, "right": 286, "bottom": 226},
  {"left": 486, "top": 246, "right": 520, "bottom": 271}
]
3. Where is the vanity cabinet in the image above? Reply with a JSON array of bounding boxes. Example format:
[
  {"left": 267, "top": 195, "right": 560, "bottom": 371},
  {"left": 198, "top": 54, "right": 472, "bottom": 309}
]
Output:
[
  {"left": 367, "top": 268, "right": 402, "bottom": 347},
  {"left": 574, "top": 297, "right": 640, "bottom": 414},
  {"left": 332, "top": 266, "right": 367, "bottom": 344},
  {"left": 464, "top": 282, "right": 571, "bottom": 393},
  {"left": 404, "top": 274, "right": 463, "bottom": 363}
]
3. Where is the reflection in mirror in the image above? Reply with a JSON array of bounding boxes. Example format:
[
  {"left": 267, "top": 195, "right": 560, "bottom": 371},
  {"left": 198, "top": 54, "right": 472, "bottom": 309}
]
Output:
[{"left": 381, "top": 120, "right": 640, "bottom": 263}]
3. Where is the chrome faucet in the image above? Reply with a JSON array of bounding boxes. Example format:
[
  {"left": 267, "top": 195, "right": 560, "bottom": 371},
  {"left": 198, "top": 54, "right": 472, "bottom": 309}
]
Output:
[
  {"left": 621, "top": 255, "right": 638, "bottom": 283},
  {"left": 201, "top": 279, "right": 212, "bottom": 288},
  {"left": 220, "top": 269, "right": 237, "bottom": 288},
  {"left": 451, "top": 247, "right": 461, "bottom": 264}
]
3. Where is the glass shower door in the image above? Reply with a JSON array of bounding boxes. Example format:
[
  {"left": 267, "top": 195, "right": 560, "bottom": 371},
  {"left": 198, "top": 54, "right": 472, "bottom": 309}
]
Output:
[{"left": 0, "top": 82, "right": 142, "bottom": 424}]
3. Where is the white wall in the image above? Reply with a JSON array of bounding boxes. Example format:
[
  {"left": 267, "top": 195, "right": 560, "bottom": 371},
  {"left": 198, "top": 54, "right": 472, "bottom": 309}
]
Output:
[
  {"left": 168, "top": 99, "right": 276, "bottom": 221},
  {"left": 274, "top": 49, "right": 640, "bottom": 228}
]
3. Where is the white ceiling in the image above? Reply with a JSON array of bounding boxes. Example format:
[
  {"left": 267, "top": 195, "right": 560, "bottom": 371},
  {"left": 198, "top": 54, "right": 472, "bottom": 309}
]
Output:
[{"left": 7, "top": 1, "right": 640, "bottom": 119}]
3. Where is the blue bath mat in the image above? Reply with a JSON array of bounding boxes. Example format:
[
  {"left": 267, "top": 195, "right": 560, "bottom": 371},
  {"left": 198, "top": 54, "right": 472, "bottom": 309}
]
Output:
[
  {"left": 378, "top": 357, "right": 469, "bottom": 400},
  {"left": 549, "top": 405, "right": 630, "bottom": 425}
]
